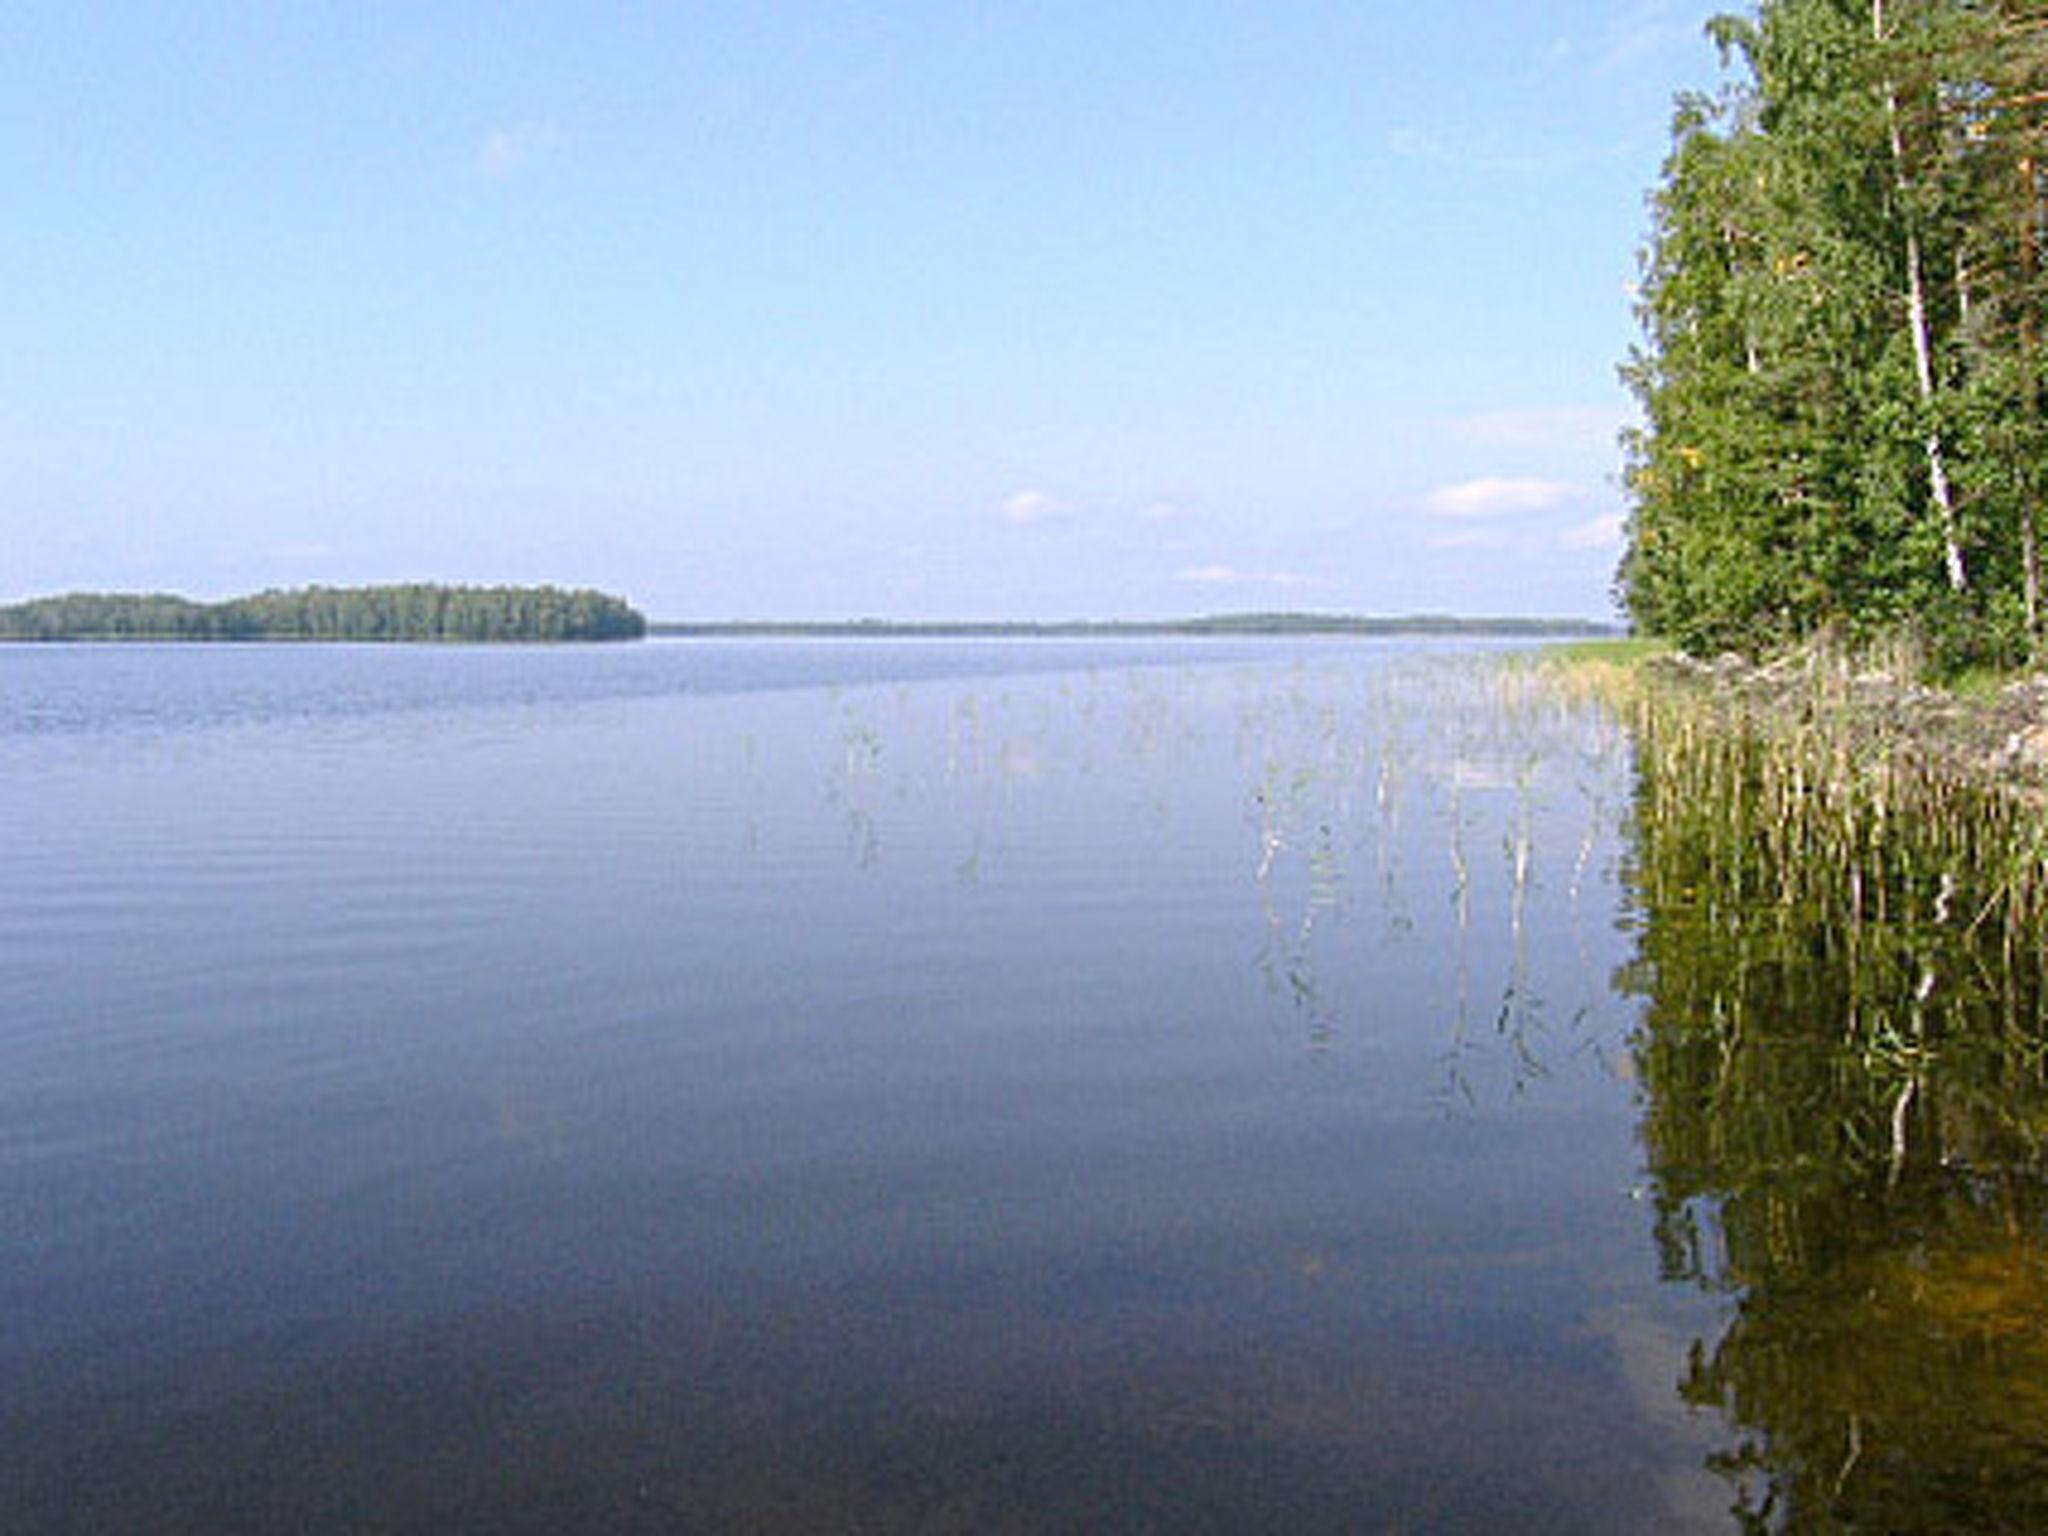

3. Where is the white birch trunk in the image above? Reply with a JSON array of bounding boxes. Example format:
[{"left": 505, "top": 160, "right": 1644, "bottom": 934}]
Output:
[{"left": 1877, "top": 0, "right": 1970, "bottom": 592}]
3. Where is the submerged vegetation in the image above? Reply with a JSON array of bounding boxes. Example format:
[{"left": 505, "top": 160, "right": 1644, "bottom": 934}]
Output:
[
  {"left": 1623, "top": 1, "right": 2048, "bottom": 668},
  {"left": 1558, "top": 647, "right": 2048, "bottom": 1527},
  {"left": 0, "top": 584, "right": 646, "bottom": 643}
]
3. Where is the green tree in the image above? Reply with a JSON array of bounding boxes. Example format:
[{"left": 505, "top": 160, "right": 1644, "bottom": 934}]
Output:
[
  {"left": 0, "top": 584, "right": 647, "bottom": 643},
  {"left": 1622, "top": 0, "right": 2048, "bottom": 665}
]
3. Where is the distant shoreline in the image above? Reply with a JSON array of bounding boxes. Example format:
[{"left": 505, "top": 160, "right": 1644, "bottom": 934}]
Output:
[
  {"left": 0, "top": 592, "right": 1620, "bottom": 645},
  {"left": 649, "top": 614, "right": 1619, "bottom": 640},
  {"left": 0, "top": 585, "right": 646, "bottom": 643}
]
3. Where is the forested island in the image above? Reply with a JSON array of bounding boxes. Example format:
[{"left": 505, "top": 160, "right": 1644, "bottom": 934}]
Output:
[
  {"left": 1622, "top": 0, "right": 2048, "bottom": 669},
  {"left": 0, "top": 585, "right": 647, "bottom": 643},
  {"left": 653, "top": 614, "right": 1615, "bottom": 639}
]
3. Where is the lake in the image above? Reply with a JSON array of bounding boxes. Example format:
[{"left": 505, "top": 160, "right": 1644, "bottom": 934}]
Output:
[{"left": 0, "top": 638, "right": 1881, "bottom": 1530}]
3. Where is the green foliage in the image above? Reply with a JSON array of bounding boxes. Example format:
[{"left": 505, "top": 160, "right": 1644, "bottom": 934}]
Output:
[
  {"left": 1624, "top": 0, "right": 2048, "bottom": 666},
  {"left": 0, "top": 584, "right": 646, "bottom": 643}
]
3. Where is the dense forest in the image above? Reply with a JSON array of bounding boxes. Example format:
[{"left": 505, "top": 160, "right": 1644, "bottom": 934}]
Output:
[
  {"left": 1623, "top": 0, "right": 2048, "bottom": 665},
  {"left": 0, "top": 585, "right": 646, "bottom": 642}
]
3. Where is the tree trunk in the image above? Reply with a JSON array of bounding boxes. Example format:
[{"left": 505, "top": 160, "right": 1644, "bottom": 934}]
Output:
[
  {"left": 2022, "top": 154, "right": 2043, "bottom": 651},
  {"left": 1877, "top": 0, "right": 1970, "bottom": 593},
  {"left": 2023, "top": 499, "right": 2041, "bottom": 651}
]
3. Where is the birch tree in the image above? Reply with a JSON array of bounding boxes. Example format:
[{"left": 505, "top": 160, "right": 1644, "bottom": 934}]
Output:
[{"left": 1621, "top": 0, "right": 2048, "bottom": 663}]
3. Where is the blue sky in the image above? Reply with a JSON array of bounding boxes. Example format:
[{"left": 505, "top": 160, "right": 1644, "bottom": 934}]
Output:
[{"left": 2, "top": 1, "right": 1723, "bottom": 620}]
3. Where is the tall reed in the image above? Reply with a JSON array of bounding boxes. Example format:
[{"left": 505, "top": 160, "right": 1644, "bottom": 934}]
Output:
[{"left": 1553, "top": 646, "right": 2048, "bottom": 1530}]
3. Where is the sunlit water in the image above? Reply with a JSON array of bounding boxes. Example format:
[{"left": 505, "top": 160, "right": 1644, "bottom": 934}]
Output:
[{"left": 1, "top": 639, "right": 1731, "bottom": 1532}]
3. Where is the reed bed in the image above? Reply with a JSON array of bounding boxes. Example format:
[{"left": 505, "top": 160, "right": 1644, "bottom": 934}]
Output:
[
  {"left": 1537, "top": 643, "right": 2048, "bottom": 1246},
  {"left": 1555, "top": 645, "right": 2048, "bottom": 944},
  {"left": 1543, "top": 647, "right": 2048, "bottom": 1532}
]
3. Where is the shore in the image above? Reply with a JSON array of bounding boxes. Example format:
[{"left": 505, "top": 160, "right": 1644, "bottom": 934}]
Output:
[{"left": 1548, "top": 638, "right": 2048, "bottom": 801}]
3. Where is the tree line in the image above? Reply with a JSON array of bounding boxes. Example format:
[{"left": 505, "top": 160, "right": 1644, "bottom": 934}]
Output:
[
  {"left": 651, "top": 614, "right": 1614, "bottom": 638},
  {"left": 1623, "top": 0, "right": 2048, "bottom": 665},
  {"left": 0, "top": 584, "right": 646, "bottom": 642}
]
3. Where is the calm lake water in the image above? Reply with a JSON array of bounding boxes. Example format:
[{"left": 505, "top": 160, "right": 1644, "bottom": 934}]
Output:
[{"left": 1, "top": 639, "right": 1739, "bottom": 1531}]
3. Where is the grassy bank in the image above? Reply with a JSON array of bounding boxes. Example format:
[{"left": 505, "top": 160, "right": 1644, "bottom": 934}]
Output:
[
  {"left": 1541, "top": 635, "right": 2048, "bottom": 931},
  {"left": 1549, "top": 636, "right": 2048, "bottom": 791}
]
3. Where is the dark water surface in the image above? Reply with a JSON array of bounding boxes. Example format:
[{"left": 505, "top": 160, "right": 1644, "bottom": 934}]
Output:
[{"left": 2, "top": 640, "right": 1728, "bottom": 1532}]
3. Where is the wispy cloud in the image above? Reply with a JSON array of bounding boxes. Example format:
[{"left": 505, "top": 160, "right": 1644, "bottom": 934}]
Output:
[
  {"left": 1559, "top": 514, "right": 1626, "bottom": 550},
  {"left": 1000, "top": 489, "right": 1076, "bottom": 526},
  {"left": 1424, "top": 476, "right": 1582, "bottom": 519},
  {"left": 1595, "top": 0, "right": 1703, "bottom": 74},
  {"left": 1454, "top": 405, "right": 1628, "bottom": 453},
  {"left": 1173, "top": 564, "right": 1316, "bottom": 588},
  {"left": 478, "top": 121, "right": 560, "bottom": 180}
]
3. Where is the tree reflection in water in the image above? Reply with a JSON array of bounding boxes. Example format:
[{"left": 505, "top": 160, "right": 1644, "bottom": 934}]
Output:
[{"left": 1616, "top": 686, "right": 2048, "bottom": 1530}]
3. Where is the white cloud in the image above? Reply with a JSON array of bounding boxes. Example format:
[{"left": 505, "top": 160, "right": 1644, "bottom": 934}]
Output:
[
  {"left": 1420, "top": 510, "right": 1625, "bottom": 555},
  {"left": 1174, "top": 564, "right": 1315, "bottom": 588},
  {"left": 1000, "top": 489, "right": 1075, "bottom": 526},
  {"left": 1138, "top": 500, "right": 1192, "bottom": 524},
  {"left": 1559, "top": 514, "right": 1626, "bottom": 550},
  {"left": 1424, "top": 476, "right": 1582, "bottom": 519},
  {"left": 1454, "top": 406, "right": 1629, "bottom": 453},
  {"left": 479, "top": 122, "right": 560, "bottom": 179}
]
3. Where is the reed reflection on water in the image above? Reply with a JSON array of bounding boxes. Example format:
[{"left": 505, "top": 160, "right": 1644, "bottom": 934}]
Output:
[
  {"left": 1610, "top": 674, "right": 2048, "bottom": 1530},
  {"left": 813, "top": 654, "right": 1637, "bottom": 1088},
  {"left": 791, "top": 653, "right": 2048, "bottom": 1529}
]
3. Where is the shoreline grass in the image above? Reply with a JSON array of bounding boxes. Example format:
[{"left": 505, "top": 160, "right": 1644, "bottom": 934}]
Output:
[{"left": 1538, "top": 635, "right": 2048, "bottom": 936}]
